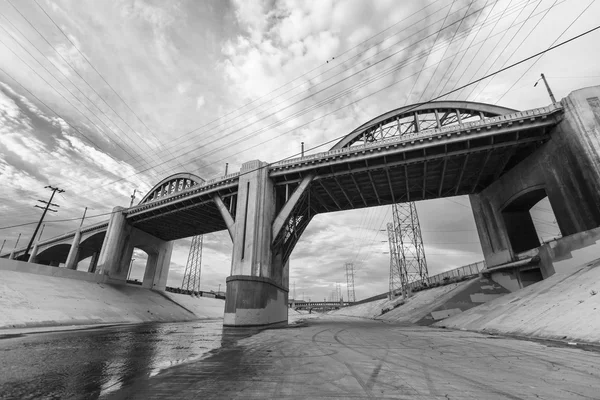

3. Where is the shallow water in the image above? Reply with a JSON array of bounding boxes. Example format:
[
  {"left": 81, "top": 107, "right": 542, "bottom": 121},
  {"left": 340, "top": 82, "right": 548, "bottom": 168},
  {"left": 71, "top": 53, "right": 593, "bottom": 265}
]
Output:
[{"left": 0, "top": 319, "right": 243, "bottom": 399}]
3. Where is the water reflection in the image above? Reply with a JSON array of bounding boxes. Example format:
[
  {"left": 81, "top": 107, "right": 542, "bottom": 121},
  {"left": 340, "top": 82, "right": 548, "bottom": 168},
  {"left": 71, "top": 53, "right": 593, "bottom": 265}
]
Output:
[{"left": 0, "top": 319, "right": 238, "bottom": 399}]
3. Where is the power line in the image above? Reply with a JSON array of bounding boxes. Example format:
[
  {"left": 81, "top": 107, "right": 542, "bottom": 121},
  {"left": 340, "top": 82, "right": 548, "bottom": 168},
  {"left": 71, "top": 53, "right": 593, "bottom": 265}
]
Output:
[
  {"left": 70, "top": 20, "right": 600, "bottom": 211},
  {"left": 468, "top": 0, "right": 545, "bottom": 100},
  {"left": 3, "top": 18, "right": 598, "bottom": 236},
  {"left": 417, "top": 0, "right": 478, "bottom": 103},
  {"left": 29, "top": 0, "right": 187, "bottom": 174},
  {"left": 116, "top": 0, "right": 454, "bottom": 156},
  {"left": 455, "top": 0, "right": 522, "bottom": 100},
  {"left": 0, "top": 210, "right": 115, "bottom": 231},
  {"left": 405, "top": 0, "right": 458, "bottom": 104},
  {"left": 0, "top": 18, "right": 163, "bottom": 178},
  {"left": 496, "top": 0, "right": 595, "bottom": 103},
  {"left": 114, "top": 0, "right": 504, "bottom": 162},
  {"left": 463, "top": 0, "right": 541, "bottom": 100},
  {"left": 82, "top": 2, "right": 545, "bottom": 193},
  {"left": 0, "top": 64, "right": 149, "bottom": 190}
]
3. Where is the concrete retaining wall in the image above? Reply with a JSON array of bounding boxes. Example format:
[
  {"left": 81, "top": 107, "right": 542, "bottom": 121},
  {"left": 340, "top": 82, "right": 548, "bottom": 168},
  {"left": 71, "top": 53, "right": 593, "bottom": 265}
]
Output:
[
  {"left": 377, "top": 276, "right": 510, "bottom": 325},
  {"left": 434, "top": 258, "right": 600, "bottom": 343},
  {"left": 0, "top": 261, "right": 224, "bottom": 330},
  {"left": 330, "top": 276, "right": 510, "bottom": 324}
]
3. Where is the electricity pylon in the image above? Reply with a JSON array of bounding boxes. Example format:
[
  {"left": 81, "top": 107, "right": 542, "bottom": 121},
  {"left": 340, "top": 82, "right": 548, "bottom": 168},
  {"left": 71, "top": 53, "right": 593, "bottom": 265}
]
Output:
[
  {"left": 387, "top": 222, "right": 406, "bottom": 299},
  {"left": 388, "top": 202, "right": 429, "bottom": 299},
  {"left": 182, "top": 235, "right": 203, "bottom": 293},
  {"left": 345, "top": 262, "right": 356, "bottom": 303}
]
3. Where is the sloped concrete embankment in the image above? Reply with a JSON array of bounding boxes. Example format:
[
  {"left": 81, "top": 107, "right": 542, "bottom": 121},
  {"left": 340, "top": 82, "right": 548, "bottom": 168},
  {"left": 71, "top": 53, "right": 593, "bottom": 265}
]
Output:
[
  {"left": 329, "top": 276, "right": 509, "bottom": 324},
  {"left": 0, "top": 266, "right": 224, "bottom": 329},
  {"left": 434, "top": 259, "right": 600, "bottom": 343}
]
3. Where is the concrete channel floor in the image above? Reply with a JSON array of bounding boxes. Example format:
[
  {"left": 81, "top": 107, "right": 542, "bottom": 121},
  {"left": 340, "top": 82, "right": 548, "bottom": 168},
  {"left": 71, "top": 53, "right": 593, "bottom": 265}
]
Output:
[{"left": 105, "top": 316, "right": 600, "bottom": 400}]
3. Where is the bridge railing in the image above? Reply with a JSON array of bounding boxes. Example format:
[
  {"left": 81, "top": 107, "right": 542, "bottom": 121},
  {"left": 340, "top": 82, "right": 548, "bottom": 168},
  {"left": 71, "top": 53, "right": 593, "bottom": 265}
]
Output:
[
  {"left": 406, "top": 260, "right": 487, "bottom": 292},
  {"left": 164, "top": 285, "right": 226, "bottom": 300}
]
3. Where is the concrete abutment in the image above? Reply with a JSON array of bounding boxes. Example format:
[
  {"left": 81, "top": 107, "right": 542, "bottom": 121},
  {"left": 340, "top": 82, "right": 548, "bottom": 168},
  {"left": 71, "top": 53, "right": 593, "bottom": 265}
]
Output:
[{"left": 472, "top": 86, "right": 600, "bottom": 271}]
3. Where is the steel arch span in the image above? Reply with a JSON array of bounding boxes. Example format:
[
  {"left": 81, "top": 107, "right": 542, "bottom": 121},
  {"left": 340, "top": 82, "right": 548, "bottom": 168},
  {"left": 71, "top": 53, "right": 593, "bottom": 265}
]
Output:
[
  {"left": 331, "top": 100, "right": 518, "bottom": 150},
  {"left": 138, "top": 173, "right": 205, "bottom": 205}
]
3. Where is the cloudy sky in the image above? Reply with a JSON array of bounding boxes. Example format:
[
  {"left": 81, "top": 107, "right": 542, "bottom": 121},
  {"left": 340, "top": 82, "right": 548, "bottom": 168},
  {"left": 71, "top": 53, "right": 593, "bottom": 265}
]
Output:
[{"left": 0, "top": 0, "right": 598, "bottom": 301}]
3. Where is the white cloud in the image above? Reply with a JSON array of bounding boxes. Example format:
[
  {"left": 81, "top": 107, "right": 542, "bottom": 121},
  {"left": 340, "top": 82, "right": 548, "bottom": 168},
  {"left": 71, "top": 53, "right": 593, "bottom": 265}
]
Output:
[
  {"left": 196, "top": 95, "right": 205, "bottom": 109},
  {"left": 177, "top": 82, "right": 190, "bottom": 94}
]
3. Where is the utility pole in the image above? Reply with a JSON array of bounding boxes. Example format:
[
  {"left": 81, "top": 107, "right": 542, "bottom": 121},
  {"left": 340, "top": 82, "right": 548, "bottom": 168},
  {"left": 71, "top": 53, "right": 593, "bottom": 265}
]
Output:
[
  {"left": 24, "top": 186, "right": 64, "bottom": 258},
  {"left": 534, "top": 73, "right": 557, "bottom": 103},
  {"left": 129, "top": 189, "right": 137, "bottom": 207},
  {"left": 79, "top": 207, "right": 87, "bottom": 227},
  {"left": 0, "top": 239, "right": 5, "bottom": 255}
]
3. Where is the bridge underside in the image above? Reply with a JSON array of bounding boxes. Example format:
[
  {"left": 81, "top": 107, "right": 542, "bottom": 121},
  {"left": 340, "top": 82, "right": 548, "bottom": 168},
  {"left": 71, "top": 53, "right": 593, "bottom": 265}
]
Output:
[
  {"left": 273, "top": 124, "right": 551, "bottom": 214},
  {"left": 126, "top": 186, "right": 237, "bottom": 241}
]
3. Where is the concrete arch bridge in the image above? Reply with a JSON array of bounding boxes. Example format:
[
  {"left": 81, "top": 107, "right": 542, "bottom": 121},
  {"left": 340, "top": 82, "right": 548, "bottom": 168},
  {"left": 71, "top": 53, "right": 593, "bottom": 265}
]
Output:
[{"left": 6, "top": 86, "right": 600, "bottom": 327}]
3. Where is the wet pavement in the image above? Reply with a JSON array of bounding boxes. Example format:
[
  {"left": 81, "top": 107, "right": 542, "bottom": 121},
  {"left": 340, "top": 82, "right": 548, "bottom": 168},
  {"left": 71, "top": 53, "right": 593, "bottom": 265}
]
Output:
[
  {"left": 1, "top": 316, "right": 600, "bottom": 399},
  {"left": 0, "top": 319, "right": 245, "bottom": 399}
]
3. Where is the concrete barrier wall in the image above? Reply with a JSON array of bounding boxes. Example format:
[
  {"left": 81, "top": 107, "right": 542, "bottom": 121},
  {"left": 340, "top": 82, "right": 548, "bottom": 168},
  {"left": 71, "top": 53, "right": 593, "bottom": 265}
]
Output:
[
  {"left": 0, "top": 262, "right": 224, "bottom": 330},
  {"left": 414, "top": 276, "right": 510, "bottom": 325},
  {"left": 434, "top": 258, "right": 600, "bottom": 343},
  {"left": 539, "top": 225, "right": 600, "bottom": 276}
]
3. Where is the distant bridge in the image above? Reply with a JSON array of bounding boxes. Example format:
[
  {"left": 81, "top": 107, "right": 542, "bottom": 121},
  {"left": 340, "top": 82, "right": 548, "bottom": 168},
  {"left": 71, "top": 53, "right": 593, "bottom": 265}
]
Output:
[{"left": 291, "top": 300, "right": 350, "bottom": 311}]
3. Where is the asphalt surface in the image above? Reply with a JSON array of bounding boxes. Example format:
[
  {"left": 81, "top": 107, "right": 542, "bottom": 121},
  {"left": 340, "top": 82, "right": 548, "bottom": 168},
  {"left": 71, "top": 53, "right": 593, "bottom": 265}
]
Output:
[{"left": 1, "top": 316, "right": 599, "bottom": 399}]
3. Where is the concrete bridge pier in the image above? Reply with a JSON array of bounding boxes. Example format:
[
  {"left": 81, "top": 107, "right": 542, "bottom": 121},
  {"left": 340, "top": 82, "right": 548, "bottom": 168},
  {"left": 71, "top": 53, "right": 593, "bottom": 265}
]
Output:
[
  {"left": 27, "top": 243, "right": 39, "bottom": 263},
  {"left": 470, "top": 86, "right": 600, "bottom": 271},
  {"left": 65, "top": 229, "right": 81, "bottom": 270},
  {"left": 87, "top": 252, "right": 100, "bottom": 273},
  {"left": 96, "top": 206, "right": 173, "bottom": 290},
  {"left": 223, "top": 161, "right": 290, "bottom": 327}
]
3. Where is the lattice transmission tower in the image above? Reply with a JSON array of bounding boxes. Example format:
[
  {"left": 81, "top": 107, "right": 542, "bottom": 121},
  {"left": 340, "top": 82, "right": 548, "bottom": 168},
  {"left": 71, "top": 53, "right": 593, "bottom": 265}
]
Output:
[
  {"left": 345, "top": 262, "right": 356, "bottom": 303},
  {"left": 182, "top": 235, "right": 203, "bottom": 293},
  {"left": 387, "top": 202, "right": 429, "bottom": 299},
  {"left": 387, "top": 221, "right": 406, "bottom": 299}
]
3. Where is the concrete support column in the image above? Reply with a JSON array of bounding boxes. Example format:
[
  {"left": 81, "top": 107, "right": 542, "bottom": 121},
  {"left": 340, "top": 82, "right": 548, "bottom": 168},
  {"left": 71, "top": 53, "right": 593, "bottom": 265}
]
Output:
[
  {"left": 142, "top": 241, "right": 174, "bottom": 291},
  {"left": 88, "top": 252, "right": 99, "bottom": 273},
  {"left": 225, "top": 160, "right": 288, "bottom": 327},
  {"left": 469, "top": 194, "right": 512, "bottom": 267},
  {"left": 65, "top": 229, "right": 82, "bottom": 270},
  {"left": 96, "top": 207, "right": 132, "bottom": 284},
  {"left": 28, "top": 244, "right": 39, "bottom": 263}
]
